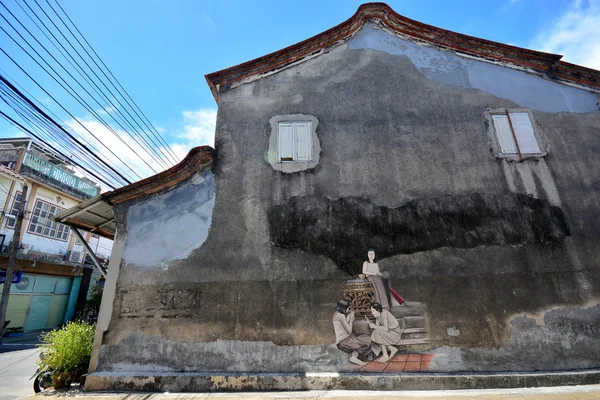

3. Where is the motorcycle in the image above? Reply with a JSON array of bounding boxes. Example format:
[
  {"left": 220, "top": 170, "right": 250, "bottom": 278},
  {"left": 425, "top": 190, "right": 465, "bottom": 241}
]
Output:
[
  {"left": 29, "top": 350, "right": 88, "bottom": 392},
  {"left": 30, "top": 368, "right": 53, "bottom": 393}
]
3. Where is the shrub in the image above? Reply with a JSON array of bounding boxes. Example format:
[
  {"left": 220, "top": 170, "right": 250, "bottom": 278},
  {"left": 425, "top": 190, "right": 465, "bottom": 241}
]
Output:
[{"left": 38, "top": 321, "right": 95, "bottom": 373}]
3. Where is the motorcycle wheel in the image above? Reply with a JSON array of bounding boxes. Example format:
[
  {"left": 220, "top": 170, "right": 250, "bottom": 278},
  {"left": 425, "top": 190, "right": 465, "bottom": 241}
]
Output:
[
  {"left": 33, "top": 373, "right": 52, "bottom": 393},
  {"left": 33, "top": 376, "right": 42, "bottom": 393}
]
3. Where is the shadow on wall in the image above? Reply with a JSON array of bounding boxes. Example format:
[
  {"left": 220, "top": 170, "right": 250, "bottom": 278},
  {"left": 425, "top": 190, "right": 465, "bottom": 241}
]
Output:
[{"left": 269, "top": 192, "right": 570, "bottom": 274}]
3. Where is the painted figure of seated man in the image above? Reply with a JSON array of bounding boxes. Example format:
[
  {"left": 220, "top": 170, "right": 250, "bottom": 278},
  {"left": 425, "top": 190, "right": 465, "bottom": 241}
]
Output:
[{"left": 332, "top": 299, "right": 373, "bottom": 366}]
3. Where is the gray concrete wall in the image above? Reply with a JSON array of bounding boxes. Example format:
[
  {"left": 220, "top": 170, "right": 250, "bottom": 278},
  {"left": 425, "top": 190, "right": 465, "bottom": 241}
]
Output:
[{"left": 94, "top": 25, "right": 600, "bottom": 375}]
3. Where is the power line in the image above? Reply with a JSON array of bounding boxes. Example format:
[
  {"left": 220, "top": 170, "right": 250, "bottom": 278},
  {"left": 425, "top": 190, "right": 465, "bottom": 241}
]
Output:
[
  {"left": 0, "top": 73, "right": 127, "bottom": 186},
  {"left": 0, "top": 59, "right": 136, "bottom": 185},
  {"left": 0, "top": 14, "right": 158, "bottom": 176},
  {"left": 0, "top": 0, "right": 182, "bottom": 190},
  {"left": 0, "top": 109, "right": 117, "bottom": 189},
  {"left": 0, "top": 72, "right": 131, "bottom": 184},
  {"left": 0, "top": 77, "right": 124, "bottom": 187},
  {"left": 38, "top": 0, "right": 175, "bottom": 167},
  {"left": 49, "top": 0, "right": 179, "bottom": 164},
  {"left": 0, "top": 68, "right": 127, "bottom": 186},
  {"left": 10, "top": 0, "right": 171, "bottom": 170},
  {"left": 0, "top": 97, "right": 121, "bottom": 188}
]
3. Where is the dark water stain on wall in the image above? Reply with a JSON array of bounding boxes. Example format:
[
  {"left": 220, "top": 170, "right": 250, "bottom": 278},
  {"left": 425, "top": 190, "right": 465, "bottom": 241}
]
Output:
[{"left": 270, "top": 193, "right": 570, "bottom": 274}]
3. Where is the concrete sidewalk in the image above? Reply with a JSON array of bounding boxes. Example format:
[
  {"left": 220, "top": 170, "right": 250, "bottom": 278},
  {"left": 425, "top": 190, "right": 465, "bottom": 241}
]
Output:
[{"left": 25, "top": 385, "right": 600, "bottom": 400}]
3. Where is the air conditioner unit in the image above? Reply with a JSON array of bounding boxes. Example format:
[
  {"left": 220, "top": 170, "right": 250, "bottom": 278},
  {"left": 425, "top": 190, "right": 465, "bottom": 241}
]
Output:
[{"left": 69, "top": 251, "right": 83, "bottom": 263}]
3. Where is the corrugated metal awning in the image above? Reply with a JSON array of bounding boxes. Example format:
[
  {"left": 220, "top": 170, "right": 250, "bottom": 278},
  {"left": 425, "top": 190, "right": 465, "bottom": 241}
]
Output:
[{"left": 53, "top": 195, "right": 115, "bottom": 240}]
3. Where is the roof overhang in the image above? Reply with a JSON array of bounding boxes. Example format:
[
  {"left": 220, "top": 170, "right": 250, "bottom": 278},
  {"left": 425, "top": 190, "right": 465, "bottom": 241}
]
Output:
[
  {"left": 0, "top": 164, "right": 26, "bottom": 182},
  {"left": 205, "top": 2, "right": 600, "bottom": 102},
  {"left": 54, "top": 146, "right": 215, "bottom": 239},
  {"left": 53, "top": 195, "right": 116, "bottom": 240}
]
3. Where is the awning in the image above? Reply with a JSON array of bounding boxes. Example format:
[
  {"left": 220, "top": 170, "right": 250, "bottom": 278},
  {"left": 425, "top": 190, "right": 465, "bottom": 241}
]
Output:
[
  {"left": 53, "top": 195, "right": 116, "bottom": 240},
  {"left": 53, "top": 146, "right": 216, "bottom": 241}
]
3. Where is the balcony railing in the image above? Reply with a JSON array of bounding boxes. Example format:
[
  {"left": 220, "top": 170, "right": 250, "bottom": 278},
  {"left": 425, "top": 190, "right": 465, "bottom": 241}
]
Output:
[{"left": 22, "top": 152, "right": 99, "bottom": 197}]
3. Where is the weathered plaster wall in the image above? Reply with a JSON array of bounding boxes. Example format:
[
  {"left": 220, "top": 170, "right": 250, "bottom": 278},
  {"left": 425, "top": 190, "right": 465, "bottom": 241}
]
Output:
[
  {"left": 122, "top": 171, "right": 215, "bottom": 270},
  {"left": 349, "top": 23, "right": 599, "bottom": 114},
  {"left": 94, "top": 25, "right": 600, "bottom": 376}
]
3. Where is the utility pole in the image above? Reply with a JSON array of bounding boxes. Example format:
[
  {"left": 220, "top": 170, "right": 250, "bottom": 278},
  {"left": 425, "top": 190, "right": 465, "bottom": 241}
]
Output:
[{"left": 0, "top": 185, "right": 28, "bottom": 343}]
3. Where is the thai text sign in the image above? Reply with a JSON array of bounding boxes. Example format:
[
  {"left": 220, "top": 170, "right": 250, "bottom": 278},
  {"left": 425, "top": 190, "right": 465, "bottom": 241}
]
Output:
[{"left": 0, "top": 270, "right": 23, "bottom": 284}]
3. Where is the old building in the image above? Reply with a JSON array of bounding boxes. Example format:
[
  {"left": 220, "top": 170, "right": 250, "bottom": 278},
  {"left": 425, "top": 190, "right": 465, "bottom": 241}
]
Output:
[
  {"left": 61, "top": 3, "right": 600, "bottom": 391},
  {"left": 0, "top": 137, "right": 103, "bottom": 332}
]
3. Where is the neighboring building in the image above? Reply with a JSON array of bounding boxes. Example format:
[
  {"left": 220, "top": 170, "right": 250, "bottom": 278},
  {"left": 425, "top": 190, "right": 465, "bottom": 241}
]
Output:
[
  {"left": 0, "top": 137, "right": 104, "bottom": 332},
  {"left": 60, "top": 3, "right": 600, "bottom": 392}
]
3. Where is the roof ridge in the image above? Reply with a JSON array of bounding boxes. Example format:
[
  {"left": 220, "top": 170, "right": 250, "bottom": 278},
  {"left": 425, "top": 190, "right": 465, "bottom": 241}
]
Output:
[
  {"left": 101, "top": 145, "right": 215, "bottom": 205},
  {"left": 205, "top": 2, "right": 600, "bottom": 101}
]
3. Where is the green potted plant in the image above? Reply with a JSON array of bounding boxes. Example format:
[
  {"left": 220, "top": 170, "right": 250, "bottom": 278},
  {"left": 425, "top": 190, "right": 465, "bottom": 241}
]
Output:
[{"left": 37, "top": 321, "right": 95, "bottom": 389}]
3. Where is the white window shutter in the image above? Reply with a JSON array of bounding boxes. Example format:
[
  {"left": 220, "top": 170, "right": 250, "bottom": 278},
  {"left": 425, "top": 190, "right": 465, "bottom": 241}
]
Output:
[
  {"left": 294, "top": 122, "right": 312, "bottom": 161},
  {"left": 492, "top": 115, "right": 518, "bottom": 154},
  {"left": 279, "top": 123, "right": 294, "bottom": 161},
  {"left": 509, "top": 112, "right": 541, "bottom": 154}
]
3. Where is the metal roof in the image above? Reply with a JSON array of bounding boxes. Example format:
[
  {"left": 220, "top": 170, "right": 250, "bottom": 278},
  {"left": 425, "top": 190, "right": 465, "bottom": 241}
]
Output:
[{"left": 53, "top": 195, "right": 116, "bottom": 239}]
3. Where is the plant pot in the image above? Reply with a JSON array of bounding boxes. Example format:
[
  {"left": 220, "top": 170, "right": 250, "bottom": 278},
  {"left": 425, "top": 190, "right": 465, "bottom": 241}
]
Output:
[{"left": 51, "top": 371, "right": 77, "bottom": 389}]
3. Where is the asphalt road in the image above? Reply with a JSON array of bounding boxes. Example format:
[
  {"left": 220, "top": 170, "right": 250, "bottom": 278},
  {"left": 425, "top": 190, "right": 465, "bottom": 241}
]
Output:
[
  {"left": 0, "top": 347, "right": 38, "bottom": 400},
  {"left": 0, "top": 332, "right": 41, "bottom": 400}
]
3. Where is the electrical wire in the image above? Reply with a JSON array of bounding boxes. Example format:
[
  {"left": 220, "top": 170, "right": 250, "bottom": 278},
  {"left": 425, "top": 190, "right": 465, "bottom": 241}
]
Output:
[
  {"left": 9, "top": 0, "right": 171, "bottom": 170},
  {"left": 31, "top": 0, "right": 175, "bottom": 167},
  {"left": 49, "top": 0, "right": 179, "bottom": 163},
  {"left": 0, "top": 81, "right": 122, "bottom": 187},
  {"left": 0, "top": 19, "right": 157, "bottom": 177},
  {"left": 0, "top": 61, "right": 135, "bottom": 185},
  {"left": 0, "top": 68, "right": 127, "bottom": 186},
  {"left": 0, "top": 82, "right": 125, "bottom": 187}
]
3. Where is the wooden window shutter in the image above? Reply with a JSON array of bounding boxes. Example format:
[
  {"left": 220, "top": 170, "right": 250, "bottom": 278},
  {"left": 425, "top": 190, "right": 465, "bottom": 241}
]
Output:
[
  {"left": 279, "top": 123, "right": 294, "bottom": 161},
  {"left": 294, "top": 122, "right": 312, "bottom": 161},
  {"left": 492, "top": 114, "right": 518, "bottom": 154},
  {"left": 509, "top": 112, "right": 541, "bottom": 154}
]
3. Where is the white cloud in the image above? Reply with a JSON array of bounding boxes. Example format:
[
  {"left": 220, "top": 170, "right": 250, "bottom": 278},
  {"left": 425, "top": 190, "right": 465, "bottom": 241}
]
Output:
[
  {"left": 97, "top": 105, "right": 117, "bottom": 116},
  {"left": 530, "top": 0, "right": 600, "bottom": 70},
  {"left": 502, "top": 0, "right": 523, "bottom": 11},
  {"left": 169, "top": 108, "right": 217, "bottom": 160},
  {"left": 63, "top": 107, "right": 217, "bottom": 189},
  {"left": 202, "top": 13, "right": 213, "bottom": 26},
  {"left": 66, "top": 118, "right": 164, "bottom": 185}
]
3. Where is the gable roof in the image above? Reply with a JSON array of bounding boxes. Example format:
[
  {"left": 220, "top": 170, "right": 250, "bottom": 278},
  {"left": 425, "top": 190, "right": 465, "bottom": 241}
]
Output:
[
  {"left": 54, "top": 146, "right": 215, "bottom": 239},
  {"left": 205, "top": 2, "right": 600, "bottom": 102}
]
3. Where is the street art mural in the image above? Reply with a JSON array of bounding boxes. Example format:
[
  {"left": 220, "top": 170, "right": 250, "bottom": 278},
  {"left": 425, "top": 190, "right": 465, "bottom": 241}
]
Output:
[{"left": 335, "top": 249, "right": 434, "bottom": 372}]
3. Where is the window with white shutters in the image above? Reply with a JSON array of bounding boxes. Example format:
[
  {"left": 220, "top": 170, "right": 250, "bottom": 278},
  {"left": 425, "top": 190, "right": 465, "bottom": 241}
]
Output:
[
  {"left": 491, "top": 110, "right": 543, "bottom": 157},
  {"left": 278, "top": 121, "right": 312, "bottom": 162}
]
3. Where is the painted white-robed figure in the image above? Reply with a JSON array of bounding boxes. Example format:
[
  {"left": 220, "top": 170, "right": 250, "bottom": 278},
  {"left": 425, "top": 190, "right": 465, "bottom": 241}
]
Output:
[{"left": 362, "top": 249, "right": 389, "bottom": 309}]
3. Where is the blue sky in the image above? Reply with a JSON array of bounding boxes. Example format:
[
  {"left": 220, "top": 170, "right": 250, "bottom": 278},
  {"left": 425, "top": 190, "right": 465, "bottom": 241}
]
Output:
[{"left": 1, "top": 0, "right": 599, "bottom": 180}]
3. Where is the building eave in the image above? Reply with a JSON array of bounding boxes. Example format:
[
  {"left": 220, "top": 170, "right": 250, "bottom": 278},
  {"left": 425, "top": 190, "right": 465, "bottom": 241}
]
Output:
[
  {"left": 54, "top": 146, "right": 215, "bottom": 239},
  {"left": 0, "top": 164, "right": 26, "bottom": 182},
  {"left": 205, "top": 2, "right": 600, "bottom": 102}
]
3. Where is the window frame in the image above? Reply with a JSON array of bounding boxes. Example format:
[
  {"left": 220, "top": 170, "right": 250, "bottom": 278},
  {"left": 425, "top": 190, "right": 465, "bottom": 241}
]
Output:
[
  {"left": 26, "top": 198, "right": 70, "bottom": 242},
  {"left": 277, "top": 121, "right": 313, "bottom": 163},
  {"left": 485, "top": 108, "right": 547, "bottom": 161}
]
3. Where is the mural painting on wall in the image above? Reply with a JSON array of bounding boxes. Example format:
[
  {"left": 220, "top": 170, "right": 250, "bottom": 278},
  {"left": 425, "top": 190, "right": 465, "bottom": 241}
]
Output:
[{"left": 334, "top": 249, "right": 435, "bottom": 372}]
